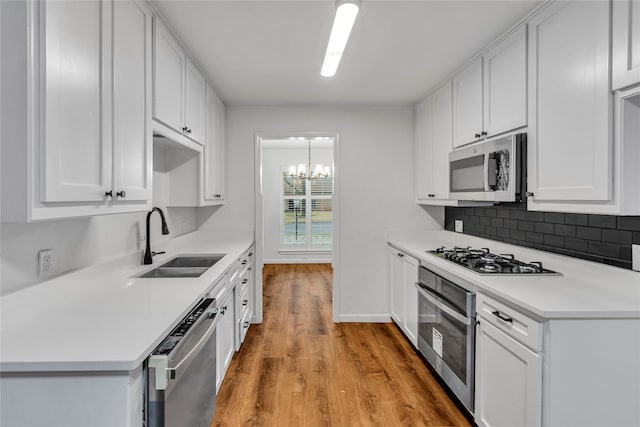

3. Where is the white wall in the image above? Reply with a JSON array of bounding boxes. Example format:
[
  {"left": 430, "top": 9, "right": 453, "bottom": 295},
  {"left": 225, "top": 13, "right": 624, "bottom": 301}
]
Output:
[
  {"left": 262, "top": 144, "right": 333, "bottom": 263},
  {"left": 199, "top": 106, "right": 444, "bottom": 321},
  {"left": 0, "top": 207, "right": 197, "bottom": 295}
]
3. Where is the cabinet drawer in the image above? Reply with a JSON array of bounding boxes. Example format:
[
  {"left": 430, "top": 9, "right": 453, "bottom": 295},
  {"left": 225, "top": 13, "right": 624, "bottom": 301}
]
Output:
[
  {"left": 476, "top": 293, "right": 542, "bottom": 351},
  {"left": 239, "top": 309, "right": 251, "bottom": 344},
  {"left": 238, "top": 284, "right": 250, "bottom": 318},
  {"left": 210, "top": 276, "right": 229, "bottom": 303}
]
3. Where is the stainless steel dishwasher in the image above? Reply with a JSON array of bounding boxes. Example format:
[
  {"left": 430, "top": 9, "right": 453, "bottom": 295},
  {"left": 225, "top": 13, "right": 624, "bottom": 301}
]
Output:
[{"left": 146, "top": 297, "right": 220, "bottom": 427}]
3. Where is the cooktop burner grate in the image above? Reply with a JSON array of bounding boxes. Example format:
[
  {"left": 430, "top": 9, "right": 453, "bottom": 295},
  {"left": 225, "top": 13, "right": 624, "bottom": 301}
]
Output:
[{"left": 428, "top": 246, "right": 561, "bottom": 275}]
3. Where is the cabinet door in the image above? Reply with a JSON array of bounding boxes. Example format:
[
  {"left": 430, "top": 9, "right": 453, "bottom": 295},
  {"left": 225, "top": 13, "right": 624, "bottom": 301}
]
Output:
[
  {"left": 483, "top": 26, "right": 527, "bottom": 137},
  {"left": 184, "top": 57, "right": 206, "bottom": 144},
  {"left": 152, "top": 18, "right": 184, "bottom": 133},
  {"left": 431, "top": 81, "right": 453, "bottom": 198},
  {"left": 112, "top": 0, "right": 151, "bottom": 202},
  {"left": 42, "top": 0, "right": 109, "bottom": 202},
  {"left": 527, "top": 1, "right": 611, "bottom": 202},
  {"left": 389, "top": 247, "right": 404, "bottom": 325},
  {"left": 414, "top": 97, "right": 433, "bottom": 201},
  {"left": 452, "top": 58, "right": 483, "bottom": 148},
  {"left": 216, "top": 290, "right": 236, "bottom": 392},
  {"left": 204, "top": 84, "right": 218, "bottom": 201},
  {"left": 213, "top": 95, "right": 227, "bottom": 200},
  {"left": 475, "top": 320, "right": 542, "bottom": 427},
  {"left": 613, "top": 0, "right": 640, "bottom": 90},
  {"left": 402, "top": 255, "right": 419, "bottom": 347}
]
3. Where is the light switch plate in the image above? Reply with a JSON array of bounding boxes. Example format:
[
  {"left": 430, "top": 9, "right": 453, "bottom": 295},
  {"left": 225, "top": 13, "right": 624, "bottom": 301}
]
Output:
[
  {"left": 633, "top": 245, "right": 640, "bottom": 272},
  {"left": 455, "top": 220, "right": 463, "bottom": 233}
]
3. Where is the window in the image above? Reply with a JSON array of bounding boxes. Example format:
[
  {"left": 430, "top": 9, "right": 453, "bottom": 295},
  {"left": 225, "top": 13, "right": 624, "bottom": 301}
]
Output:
[{"left": 281, "top": 172, "right": 333, "bottom": 250}]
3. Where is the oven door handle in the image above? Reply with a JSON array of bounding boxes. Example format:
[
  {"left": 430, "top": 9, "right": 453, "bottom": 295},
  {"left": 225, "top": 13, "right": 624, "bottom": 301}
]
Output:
[{"left": 415, "top": 283, "right": 471, "bottom": 325}]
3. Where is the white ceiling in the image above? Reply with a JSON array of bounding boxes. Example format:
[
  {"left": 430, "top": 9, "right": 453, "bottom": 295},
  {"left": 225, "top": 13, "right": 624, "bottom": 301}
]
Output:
[{"left": 152, "top": 0, "right": 542, "bottom": 107}]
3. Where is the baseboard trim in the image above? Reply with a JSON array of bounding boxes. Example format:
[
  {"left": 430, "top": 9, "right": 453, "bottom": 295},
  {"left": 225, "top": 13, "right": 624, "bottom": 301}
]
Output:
[
  {"left": 338, "top": 314, "right": 392, "bottom": 323},
  {"left": 263, "top": 259, "right": 331, "bottom": 264}
]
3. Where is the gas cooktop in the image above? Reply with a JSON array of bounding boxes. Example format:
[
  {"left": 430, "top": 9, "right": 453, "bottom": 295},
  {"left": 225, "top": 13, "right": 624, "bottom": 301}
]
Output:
[{"left": 428, "top": 246, "right": 561, "bottom": 275}]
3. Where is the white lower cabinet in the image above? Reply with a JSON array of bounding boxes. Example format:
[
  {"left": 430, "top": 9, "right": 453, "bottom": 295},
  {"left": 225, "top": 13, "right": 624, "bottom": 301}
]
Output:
[
  {"left": 0, "top": 367, "right": 144, "bottom": 427},
  {"left": 214, "top": 245, "right": 254, "bottom": 392},
  {"left": 388, "top": 245, "right": 418, "bottom": 347},
  {"left": 235, "top": 246, "right": 254, "bottom": 349},
  {"left": 475, "top": 292, "right": 640, "bottom": 427},
  {"left": 475, "top": 292, "right": 543, "bottom": 427},
  {"left": 475, "top": 320, "right": 542, "bottom": 427},
  {"left": 216, "top": 285, "right": 236, "bottom": 393}
]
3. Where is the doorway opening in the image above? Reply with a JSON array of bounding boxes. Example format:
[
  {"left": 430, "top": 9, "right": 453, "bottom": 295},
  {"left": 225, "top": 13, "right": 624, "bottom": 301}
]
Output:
[{"left": 255, "top": 133, "right": 340, "bottom": 323}]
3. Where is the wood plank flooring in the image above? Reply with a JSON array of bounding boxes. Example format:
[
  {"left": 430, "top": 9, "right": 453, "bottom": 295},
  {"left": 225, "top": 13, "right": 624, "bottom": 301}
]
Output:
[{"left": 211, "top": 263, "right": 472, "bottom": 427}]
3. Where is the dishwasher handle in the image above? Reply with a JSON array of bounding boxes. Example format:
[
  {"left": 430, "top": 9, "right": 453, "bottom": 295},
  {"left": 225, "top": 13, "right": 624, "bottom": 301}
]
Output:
[
  {"left": 149, "top": 310, "right": 220, "bottom": 390},
  {"left": 169, "top": 311, "right": 219, "bottom": 379}
]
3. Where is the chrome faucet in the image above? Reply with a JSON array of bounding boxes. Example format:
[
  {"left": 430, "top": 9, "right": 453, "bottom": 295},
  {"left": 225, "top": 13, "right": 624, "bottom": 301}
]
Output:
[{"left": 143, "top": 207, "right": 170, "bottom": 265}]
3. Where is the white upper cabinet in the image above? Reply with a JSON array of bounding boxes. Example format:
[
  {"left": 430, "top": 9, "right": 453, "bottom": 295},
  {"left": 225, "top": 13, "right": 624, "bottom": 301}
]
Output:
[
  {"left": 527, "top": 1, "right": 612, "bottom": 205},
  {"left": 152, "top": 18, "right": 184, "bottom": 134},
  {"left": 416, "top": 81, "right": 490, "bottom": 206},
  {"left": 417, "top": 81, "right": 454, "bottom": 201},
  {"left": 42, "top": 1, "right": 107, "bottom": 202},
  {"left": 431, "top": 82, "right": 454, "bottom": 199},
  {"left": 613, "top": 0, "right": 640, "bottom": 90},
  {"left": 483, "top": 25, "right": 527, "bottom": 137},
  {"left": 452, "top": 26, "right": 527, "bottom": 148},
  {"left": 1, "top": 0, "right": 152, "bottom": 221},
  {"left": 452, "top": 59, "right": 483, "bottom": 147},
  {"left": 185, "top": 58, "right": 206, "bottom": 144},
  {"left": 152, "top": 18, "right": 205, "bottom": 145},
  {"left": 414, "top": 96, "right": 433, "bottom": 201},
  {"left": 204, "top": 84, "right": 226, "bottom": 203},
  {"left": 112, "top": 0, "right": 152, "bottom": 202}
]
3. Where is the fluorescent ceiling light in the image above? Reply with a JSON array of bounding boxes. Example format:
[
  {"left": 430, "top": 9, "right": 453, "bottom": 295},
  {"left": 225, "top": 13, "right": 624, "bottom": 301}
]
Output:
[{"left": 321, "top": 2, "right": 359, "bottom": 78}]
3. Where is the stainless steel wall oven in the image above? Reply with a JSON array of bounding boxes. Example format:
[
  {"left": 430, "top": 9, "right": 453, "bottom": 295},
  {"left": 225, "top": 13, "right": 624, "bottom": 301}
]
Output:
[{"left": 416, "top": 265, "right": 476, "bottom": 413}]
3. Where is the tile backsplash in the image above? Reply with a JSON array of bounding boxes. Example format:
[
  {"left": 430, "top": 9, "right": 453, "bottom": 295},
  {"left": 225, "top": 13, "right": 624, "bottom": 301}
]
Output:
[{"left": 445, "top": 202, "right": 640, "bottom": 270}]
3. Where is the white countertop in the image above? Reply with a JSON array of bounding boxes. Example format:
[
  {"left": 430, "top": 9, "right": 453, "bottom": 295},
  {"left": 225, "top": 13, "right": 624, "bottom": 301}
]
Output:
[
  {"left": 388, "top": 229, "right": 640, "bottom": 320},
  {"left": 0, "top": 230, "right": 254, "bottom": 373}
]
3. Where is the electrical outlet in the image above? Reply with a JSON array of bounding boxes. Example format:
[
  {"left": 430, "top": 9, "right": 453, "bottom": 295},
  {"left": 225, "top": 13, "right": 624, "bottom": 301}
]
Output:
[
  {"left": 455, "top": 220, "right": 463, "bottom": 233},
  {"left": 38, "top": 249, "right": 53, "bottom": 277},
  {"left": 633, "top": 245, "right": 640, "bottom": 272}
]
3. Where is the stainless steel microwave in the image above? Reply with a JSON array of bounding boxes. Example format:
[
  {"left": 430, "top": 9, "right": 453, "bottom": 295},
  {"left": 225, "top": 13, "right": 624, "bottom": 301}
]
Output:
[{"left": 449, "top": 133, "right": 527, "bottom": 202}]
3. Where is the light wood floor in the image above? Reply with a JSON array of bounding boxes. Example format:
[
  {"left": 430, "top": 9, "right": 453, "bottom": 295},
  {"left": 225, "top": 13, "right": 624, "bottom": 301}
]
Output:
[{"left": 211, "top": 264, "right": 472, "bottom": 427}]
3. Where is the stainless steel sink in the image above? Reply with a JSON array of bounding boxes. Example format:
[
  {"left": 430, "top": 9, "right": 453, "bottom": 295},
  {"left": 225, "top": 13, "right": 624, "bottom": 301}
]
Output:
[
  {"left": 135, "top": 254, "right": 226, "bottom": 278},
  {"left": 160, "top": 254, "right": 225, "bottom": 268},
  {"left": 137, "top": 267, "right": 210, "bottom": 278}
]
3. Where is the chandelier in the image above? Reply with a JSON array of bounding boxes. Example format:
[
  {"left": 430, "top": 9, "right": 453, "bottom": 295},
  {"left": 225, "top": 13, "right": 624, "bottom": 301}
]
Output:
[{"left": 286, "top": 140, "right": 332, "bottom": 179}]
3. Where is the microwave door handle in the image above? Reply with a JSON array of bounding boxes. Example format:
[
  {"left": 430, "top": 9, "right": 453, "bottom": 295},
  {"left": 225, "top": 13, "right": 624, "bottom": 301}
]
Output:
[
  {"left": 483, "top": 155, "right": 490, "bottom": 191},
  {"left": 415, "top": 283, "right": 471, "bottom": 325}
]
